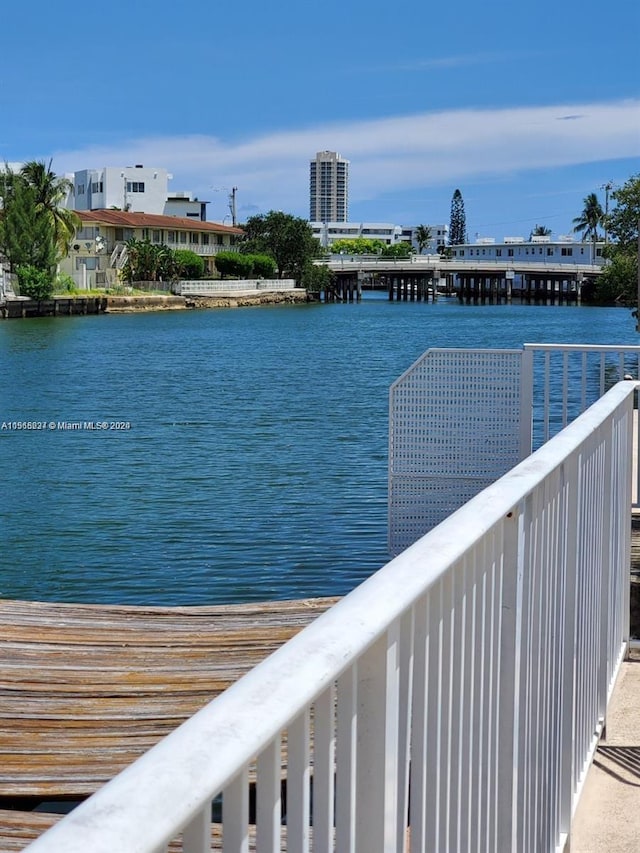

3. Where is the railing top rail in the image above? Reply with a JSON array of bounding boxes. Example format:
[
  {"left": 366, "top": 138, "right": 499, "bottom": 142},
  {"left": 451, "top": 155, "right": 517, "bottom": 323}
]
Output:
[
  {"left": 524, "top": 343, "right": 640, "bottom": 353},
  {"left": 26, "top": 380, "right": 639, "bottom": 853}
]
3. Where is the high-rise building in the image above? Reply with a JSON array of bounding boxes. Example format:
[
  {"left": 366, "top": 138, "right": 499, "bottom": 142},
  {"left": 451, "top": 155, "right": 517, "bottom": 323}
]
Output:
[{"left": 309, "top": 151, "right": 349, "bottom": 223}]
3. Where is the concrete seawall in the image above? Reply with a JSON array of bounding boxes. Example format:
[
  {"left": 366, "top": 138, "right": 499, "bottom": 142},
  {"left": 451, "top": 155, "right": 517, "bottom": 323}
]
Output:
[{"left": 1, "top": 290, "right": 310, "bottom": 318}]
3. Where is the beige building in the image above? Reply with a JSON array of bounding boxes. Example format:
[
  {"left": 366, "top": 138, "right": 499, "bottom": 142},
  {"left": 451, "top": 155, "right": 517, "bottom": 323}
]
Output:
[
  {"left": 309, "top": 151, "right": 349, "bottom": 223},
  {"left": 62, "top": 210, "right": 243, "bottom": 289}
]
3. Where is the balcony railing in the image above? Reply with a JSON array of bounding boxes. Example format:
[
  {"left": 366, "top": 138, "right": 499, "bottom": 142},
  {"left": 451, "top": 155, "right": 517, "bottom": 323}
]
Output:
[{"left": 24, "top": 379, "right": 634, "bottom": 853}]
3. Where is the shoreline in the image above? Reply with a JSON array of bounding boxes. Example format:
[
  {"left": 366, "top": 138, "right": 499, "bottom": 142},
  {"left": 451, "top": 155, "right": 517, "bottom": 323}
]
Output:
[{"left": 0, "top": 290, "right": 311, "bottom": 319}]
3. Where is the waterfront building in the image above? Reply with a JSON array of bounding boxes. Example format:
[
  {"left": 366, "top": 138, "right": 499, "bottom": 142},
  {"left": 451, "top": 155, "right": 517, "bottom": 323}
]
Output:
[
  {"left": 61, "top": 209, "right": 242, "bottom": 289},
  {"left": 450, "top": 234, "right": 605, "bottom": 266},
  {"left": 311, "top": 221, "right": 448, "bottom": 253},
  {"left": 67, "top": 165, "right": 208, "bottom": 221},
  {"left": 309, "top": 151, "right": 349, "bottom": 223},
  {"left": 400, "top": 224, "right": 449, "bottom": 254}
]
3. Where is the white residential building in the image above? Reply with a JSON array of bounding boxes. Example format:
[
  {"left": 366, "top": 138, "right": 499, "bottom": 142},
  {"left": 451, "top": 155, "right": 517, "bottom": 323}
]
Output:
[
  {"left": 311, "top": 221, "right": 448, "bottom": 252},
  {"left": 449, "top": 234, "right": 605, "bottom": 266},
  {"left": 61, "top": 210, "right": 243, "bottom": 289},
  {"left": 68, "top": 165, "right": 208, "bottom": 220}
]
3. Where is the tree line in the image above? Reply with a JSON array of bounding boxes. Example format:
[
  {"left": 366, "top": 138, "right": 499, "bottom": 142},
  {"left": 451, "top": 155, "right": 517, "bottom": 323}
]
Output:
[{"left": 0, "top": 161, "right": 81, "bottom": 298}]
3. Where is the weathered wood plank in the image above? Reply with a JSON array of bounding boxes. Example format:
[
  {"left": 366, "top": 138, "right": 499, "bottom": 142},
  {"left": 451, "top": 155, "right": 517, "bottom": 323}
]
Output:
[{"left": 0, "top": 596, "right": 337, "bottom": 799}]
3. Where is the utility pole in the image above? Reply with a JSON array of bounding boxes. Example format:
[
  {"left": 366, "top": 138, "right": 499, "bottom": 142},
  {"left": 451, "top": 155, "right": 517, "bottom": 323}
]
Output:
[
  {"left": 229, "top": 187, "right": 237, "bottom": 227},
  {"left": 212, "top": 186, "right": 238, "bottom": 226},
  {"left": 601, "top": 181, "right": 616, "bottom": 243}
]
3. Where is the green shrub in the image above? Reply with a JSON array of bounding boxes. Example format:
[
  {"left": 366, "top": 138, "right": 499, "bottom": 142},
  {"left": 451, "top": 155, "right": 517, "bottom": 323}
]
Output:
[
  {"left": 250, "top": 254, "right": 277, "bottom": 278},
  {"left": 174, "top": 249, "right": 204, "bottom": 280},
  {"left": 16, "top": 265, "right": 54, "bottom": 299},
  {"left": 215, "top": 252, "right": 253, "bottom": 278},
  {"left": 54, "top": 273, "right": 77, "bottom": 293}
]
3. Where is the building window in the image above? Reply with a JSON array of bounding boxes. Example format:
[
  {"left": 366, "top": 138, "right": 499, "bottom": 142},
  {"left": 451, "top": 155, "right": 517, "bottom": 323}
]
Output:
[
  {"left": 76, "top": 227, "right": 97, "bottom": 240},
  {"left": 508, "top": 249, "right": 514, "bottom": 257},
  {"left": 202, "top": 234, "right": 209, "bottom": 245},
  {"left": 142, "top": 229, "right": 149, "bottom": 240},
  {"left": 153, "top": 230, "right": 162, "bottom": 243},
  {"left": 216, "top": 235, "right": 224, "bottom": 246},
  {"left": 179, "top": 232, "right": 187, "bottom": 244},
  {"left": 126, "top": 181, "right": 145, "bottom": 193},
  {"left": 547, "top": 247, "right": 554, "bottom": 256},
  {"left": 190, "top": 232, "right": 199, "bottom": 245},
  {"left": 76, "top": 184, "right": 85, "bottom": 195},
  {"left": 76, "top": 257, "right": 98, "bottom": 270},
  {"left": 167, "top": 231, "right": 176, "bottom": 243},
  {"left": 561, "top": 247, "right": 573, "bottom": 256},
  {"left": 91, "top": 181, "right": 103, "bottom": 193},
  {"left": 496, "top": 249, "right": 502, "bottom": 257}
]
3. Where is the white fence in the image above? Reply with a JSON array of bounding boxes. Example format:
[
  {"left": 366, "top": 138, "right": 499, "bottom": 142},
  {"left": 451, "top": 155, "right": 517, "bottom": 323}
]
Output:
[
  {"left": 173, "top": 279, "right": 298, "bottom": 296},
  {"left": 25, "top": 380, "right": 634, "bottom": 852},
  {"left": 390, "top": 344, "right": 640, "bottom": 554}
]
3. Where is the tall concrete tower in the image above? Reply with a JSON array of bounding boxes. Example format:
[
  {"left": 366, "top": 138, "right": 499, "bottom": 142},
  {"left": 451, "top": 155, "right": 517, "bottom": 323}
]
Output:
[{"left": 309, "top": 151, "right": 349, "bottom": 223}]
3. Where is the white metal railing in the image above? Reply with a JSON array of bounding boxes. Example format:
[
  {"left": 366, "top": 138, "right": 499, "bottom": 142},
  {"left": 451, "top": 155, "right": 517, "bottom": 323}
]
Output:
[
  {"left": 173, "top": 279, "right": 298, "bottom": 296},
  {"left": 525, "top": 344, "right": 640, "bottom": 444},
  {"left": 24, "top": 381, "right": 634, "bottom": 853},
  {"left": 323, "top": 256, "right": 604, "bottom": 273},
  {"left": 110, "top": 242, "right": 128, "bottom": 270},
  {"left": 526, "top": 344, "right": 640, "bottom": 505},
  {"left": 164, "top": 243, "right": 240, "bottom": 256}
]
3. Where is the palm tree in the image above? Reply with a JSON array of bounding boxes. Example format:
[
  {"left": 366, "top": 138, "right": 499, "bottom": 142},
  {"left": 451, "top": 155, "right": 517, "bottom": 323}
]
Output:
[
  {"left": 20, "top": 160, "right": 81, "bottom": 260},
  {"left": 414, "top": 224, "right": 432, "bottom": 254},
  {"left": 530, "top": 224, "right": 552, "bottom": 238},
  {"left": 573, "top": 192, "right": 604, "bottom": 263}
]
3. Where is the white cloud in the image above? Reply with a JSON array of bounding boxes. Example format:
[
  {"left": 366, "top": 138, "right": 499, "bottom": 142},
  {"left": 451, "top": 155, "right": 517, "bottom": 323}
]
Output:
[{"left": 50, "top": 99, "right": 640, "bottom": 218}]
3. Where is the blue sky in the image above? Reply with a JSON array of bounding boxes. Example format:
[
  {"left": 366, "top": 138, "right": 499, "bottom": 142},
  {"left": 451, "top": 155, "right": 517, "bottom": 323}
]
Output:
[{"left": 1, "top": 0, "right": 638, "bottom": 239}]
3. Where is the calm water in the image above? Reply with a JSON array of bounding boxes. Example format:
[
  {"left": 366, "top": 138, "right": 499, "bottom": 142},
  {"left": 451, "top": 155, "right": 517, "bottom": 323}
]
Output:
[{"left": 1, "top": 296, "right": 637, "bottom": 605}]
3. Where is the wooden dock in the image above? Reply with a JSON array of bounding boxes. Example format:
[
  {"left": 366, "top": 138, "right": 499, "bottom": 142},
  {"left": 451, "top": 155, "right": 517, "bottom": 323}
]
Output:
[
  {"left": 2, "top": 512, "right": 640, "bottom": 851},
  {"left": 0, "top": 596, "right": 337, "bottom": 850}
]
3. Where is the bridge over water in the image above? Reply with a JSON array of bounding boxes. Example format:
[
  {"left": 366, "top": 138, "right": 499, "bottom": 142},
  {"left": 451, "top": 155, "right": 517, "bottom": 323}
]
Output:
[{"left": 322, "top": 256, "right": 604, "bottom": 303}]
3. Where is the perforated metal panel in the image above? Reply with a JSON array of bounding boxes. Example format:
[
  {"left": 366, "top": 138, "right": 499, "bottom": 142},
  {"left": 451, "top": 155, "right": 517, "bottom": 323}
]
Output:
[{"left": 389, "top": 349, "right": 527, "bottom": 554}]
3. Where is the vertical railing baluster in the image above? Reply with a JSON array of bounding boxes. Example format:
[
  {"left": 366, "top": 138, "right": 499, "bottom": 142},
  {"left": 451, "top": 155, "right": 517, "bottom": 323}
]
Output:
[
  {"left": 544, "top": 351, "right": 551, "bottom": 442},
  {"left": 496, "top": 509, "right": 520, "bottom": 851},
  {"left": 182, "top": 805, "right": 211, "bottom": 853},
  {"left": 222, "top": 769, "right": 249, "bottom": 853},
  {"left": 409, "top": 595, "right": 430, "bottom": 853},
  {"left": 287, "top": 710, "right": 311, "bottom": 853},
  {"left": 354, "top": 625, "right": 401, "bottom": 851},
  {"left": 598, "top": 421, "right": 613, "bottom": 725},
  {"left": 313, "top": 685, "right": 335, "bottom": 853},
  {"left": 336, "top": 666, "right": 357, "bottom": 853},
  {"left": 396, "top": 610, "right": 414, "bottom": 853},
  {"left": 562, "top": 350, "right": 569, "bottom": 426},
  {"left": 256, "top": 738, "right": 282, "bottom": 853},
  {"left": 520, "top": 348, "right": 534, "bottom": 456}
]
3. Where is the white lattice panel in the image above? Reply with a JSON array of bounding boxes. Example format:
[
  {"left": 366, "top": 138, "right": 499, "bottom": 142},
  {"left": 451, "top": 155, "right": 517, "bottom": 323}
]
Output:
[{"left": 389, "top": 349, "right": 526, "bottom": 554}]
